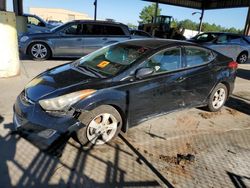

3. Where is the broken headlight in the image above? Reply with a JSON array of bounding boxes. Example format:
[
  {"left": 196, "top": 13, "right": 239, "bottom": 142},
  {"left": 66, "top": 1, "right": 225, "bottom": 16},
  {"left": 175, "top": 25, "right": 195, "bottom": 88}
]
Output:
[{"left": 39, "top": 89, "right": 96, "bottom": 111}]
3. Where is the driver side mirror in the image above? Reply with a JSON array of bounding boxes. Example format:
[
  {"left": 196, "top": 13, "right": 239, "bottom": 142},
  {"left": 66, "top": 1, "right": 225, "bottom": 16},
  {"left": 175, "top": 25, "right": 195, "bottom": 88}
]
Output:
[{"left": 135, "top": 67, "right": 155, "bottom": 79}]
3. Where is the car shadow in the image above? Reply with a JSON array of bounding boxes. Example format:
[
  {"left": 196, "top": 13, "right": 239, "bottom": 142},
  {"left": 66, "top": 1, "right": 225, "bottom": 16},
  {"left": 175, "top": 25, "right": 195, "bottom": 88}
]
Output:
[
  {"left": 225, "top": 96, "right": 250, "bottom": 116},
  {"left": 237, "top": 68, "right": 250, "bottom": 80},
  {"left": 227, "top": 171, "right": 250, "bottom": 188},
  {"left": 20, "top": 55, "right": 78, "bottom": 62},
  {"left": 0, "top": 120, "right": 163, "bottom": 187}
]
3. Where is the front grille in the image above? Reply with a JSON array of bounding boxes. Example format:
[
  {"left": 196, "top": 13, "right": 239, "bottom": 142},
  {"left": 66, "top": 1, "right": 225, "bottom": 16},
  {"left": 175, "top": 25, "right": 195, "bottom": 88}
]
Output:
[{"left": 14, "top": 113, "right": 27, "bottom": 128}]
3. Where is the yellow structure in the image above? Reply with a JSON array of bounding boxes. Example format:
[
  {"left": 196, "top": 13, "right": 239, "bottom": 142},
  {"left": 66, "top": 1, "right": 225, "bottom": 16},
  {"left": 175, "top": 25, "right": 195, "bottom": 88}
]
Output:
[
  {"left": 0, "top": 11, "right": 20, "bottom": 78},
  {"left": 29, "top": 7, "right": 92, "bottom": 22}
]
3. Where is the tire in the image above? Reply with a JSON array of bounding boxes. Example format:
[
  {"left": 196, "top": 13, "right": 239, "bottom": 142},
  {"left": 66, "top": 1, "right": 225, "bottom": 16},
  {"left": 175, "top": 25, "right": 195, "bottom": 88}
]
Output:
[
  {"left": 207, "top": 83, "right": 228, "bottom": 112},
  {"left": 28, "top": 42, "right": 51, "bottom": 61},
  {"left": 237, "top": 52, "right": 248, "bottom": 64},
  {"left": 76, "top": 105, "right": 122, "bottom": 147}
]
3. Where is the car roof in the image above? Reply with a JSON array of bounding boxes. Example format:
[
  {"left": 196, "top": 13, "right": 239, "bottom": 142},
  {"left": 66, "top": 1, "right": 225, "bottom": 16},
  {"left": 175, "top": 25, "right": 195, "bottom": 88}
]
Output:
[
  {"left": 70, "top": 20, "right": 127, "bottom": 27},
  {"left": 121, "top": 39, "right": 194, "bottom": 49},
  {"left": 199, "top": 32, "right": 243, "bottom": 37}
]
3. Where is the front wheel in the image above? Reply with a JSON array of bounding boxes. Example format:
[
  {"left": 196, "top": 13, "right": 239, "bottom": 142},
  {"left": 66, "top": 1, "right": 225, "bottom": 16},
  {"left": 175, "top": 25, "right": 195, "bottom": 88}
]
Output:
[
  {"left": 207, "top": 83, "right": 228, "bottom": 112},
  {"left": 28, "top": 42, "right": 51, "bottom": 61},
  {"left": 76, "top": 105, "right": 122, "bottom": 147}
]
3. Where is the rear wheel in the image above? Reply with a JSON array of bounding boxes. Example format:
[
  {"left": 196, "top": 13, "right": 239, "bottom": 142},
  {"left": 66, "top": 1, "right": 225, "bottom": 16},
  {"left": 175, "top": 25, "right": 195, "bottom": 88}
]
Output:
[
  {"left": 237, "top": 52, "right": 248, "bottom": 64},
  {"left": 76, "top": 105, "right": 122, "bottom": 147},
  {"left": 28, "top": 42, "right": 51, "bottom": 61},
  {"left": 207, "top": 83, "right": 228, "bottom": 112}
]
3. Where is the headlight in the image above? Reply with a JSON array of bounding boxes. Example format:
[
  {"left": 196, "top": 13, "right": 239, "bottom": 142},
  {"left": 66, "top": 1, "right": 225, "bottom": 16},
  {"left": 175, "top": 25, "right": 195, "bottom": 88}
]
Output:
[
  {"left": 20, "top": 36, "right": 29, "bottom": 42},
  {"left": 39, "top": 89, "right": 96, "bottom": 111}
]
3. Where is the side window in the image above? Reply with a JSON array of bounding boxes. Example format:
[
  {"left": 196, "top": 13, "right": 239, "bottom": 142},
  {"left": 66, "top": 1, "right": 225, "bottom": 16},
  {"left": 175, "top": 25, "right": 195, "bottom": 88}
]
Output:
[
  {"left": 82, "top": 24, "right": 106, "bottom": 35},
  {"left": 216, "top": 34, "right": 229, "bottom": 44},
  {"left": 146, "top": 48, "right": 182, "bottom": 73},
  {"left": 185, "top": 47, "right": 214, "bottom": 67},
  {"left": 105, "top": 26, "right": 125, "bottom": 35},
  {"left": 229, "top": 35, "right": 245, "bottom": 44},
  {"left": 64, "top": 24, "right": 83, "bottom": 35},
  {"left": 28, "top": 16, "right": 45, "bottom": 27}
]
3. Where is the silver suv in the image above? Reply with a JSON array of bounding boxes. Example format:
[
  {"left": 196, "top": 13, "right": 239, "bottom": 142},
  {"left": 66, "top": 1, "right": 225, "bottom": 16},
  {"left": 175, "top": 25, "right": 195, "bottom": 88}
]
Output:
[{"left": 19, "top": 20, "right": 131, "bottom": 60}]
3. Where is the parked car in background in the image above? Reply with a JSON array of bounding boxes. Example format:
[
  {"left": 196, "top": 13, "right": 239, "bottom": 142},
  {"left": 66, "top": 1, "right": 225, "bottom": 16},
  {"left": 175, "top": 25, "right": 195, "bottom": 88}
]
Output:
[
  {"left": 14, "top": 39, "right": 237, "bottom": 149},
  {"left": 23, "top": 14, "right": 55, "bottom": 34},
  {"left": 130, "top": 29, "right": 152, "bottom": 38},
  {"left": 189, "top": 32, "right": 250, "bottom": 63},
  {"left": 47, "top": 20, "right": 64, "bottom": 27},
  {"left": 19, "top": 20, "right": 131, "bottom": 60}
]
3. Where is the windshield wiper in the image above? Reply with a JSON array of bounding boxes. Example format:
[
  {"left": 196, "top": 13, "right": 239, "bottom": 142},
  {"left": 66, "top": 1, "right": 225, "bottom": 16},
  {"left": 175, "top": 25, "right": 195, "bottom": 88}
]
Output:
[{"left": 78, "top": 64, "right": 103, "bottom": 78}]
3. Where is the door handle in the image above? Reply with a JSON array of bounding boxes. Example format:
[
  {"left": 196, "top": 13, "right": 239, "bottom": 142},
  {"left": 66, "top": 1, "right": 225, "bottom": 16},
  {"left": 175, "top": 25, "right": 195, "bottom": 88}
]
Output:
[
  {"left": 176, "top": 76, "right": 186, "bottom": 83},
  {"left": 76, "top": 38, "right": 82, "bottom": 41},
  {"left": 102, "top": 37, "right": 108, "bottom": 41}
]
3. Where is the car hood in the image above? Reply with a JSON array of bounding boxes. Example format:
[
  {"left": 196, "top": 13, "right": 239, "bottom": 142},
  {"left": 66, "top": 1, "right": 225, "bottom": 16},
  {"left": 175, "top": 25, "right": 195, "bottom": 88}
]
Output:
[
  {"left": 25, "top": 31, "right": 55, "bottom": 38},
  {"left": 25, "top": 63, "right": 99, "bottom": 101}
]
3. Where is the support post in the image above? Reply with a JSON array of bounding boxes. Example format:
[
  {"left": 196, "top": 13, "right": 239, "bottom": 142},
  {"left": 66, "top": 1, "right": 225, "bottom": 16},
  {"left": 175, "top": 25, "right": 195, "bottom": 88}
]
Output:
[
  {"left": 0, "top": 11, "right": 20, "bottom": 77},
  {"left": 0, "top": 0, "right": 6, "bottom": 11},
  {"left": 198, "top": 9, "right": 204, "bottom": 33},
  {"left": 244, "top": 7, "right": 250, "bottom": 36},
  {"left": 13, "top": 0, "right": 23, "bottom": 15},
  {"left": 94, "top": 0, "right": 97, "bottom": 21},
  {"left": 153, "top": 0, "right": 159, "bottom": 23}
]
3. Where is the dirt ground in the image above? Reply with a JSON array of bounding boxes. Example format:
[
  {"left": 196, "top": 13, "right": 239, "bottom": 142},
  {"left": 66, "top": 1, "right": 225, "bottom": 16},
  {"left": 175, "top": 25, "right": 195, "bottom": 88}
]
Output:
[{"left": 0, "top": 59, "right": 249, "bottom": 188}]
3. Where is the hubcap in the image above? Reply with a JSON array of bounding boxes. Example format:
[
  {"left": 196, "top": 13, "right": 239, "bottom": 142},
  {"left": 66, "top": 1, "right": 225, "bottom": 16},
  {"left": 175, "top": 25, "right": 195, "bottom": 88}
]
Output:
[
  {"left": 86, "top": 113, "right": 118, "bottom": 145},
  {"left": 212, "top": 88, "right": 226, "bottom": 109},
  {"left": 31, "top": 44, "right": 47, "bottom": 58},
  {"left": 239, "top": 54, "right": 247, "bottom": 63}
]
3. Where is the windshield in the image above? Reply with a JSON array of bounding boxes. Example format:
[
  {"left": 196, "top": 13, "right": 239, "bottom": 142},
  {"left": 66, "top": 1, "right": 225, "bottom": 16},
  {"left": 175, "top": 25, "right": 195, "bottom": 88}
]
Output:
[
  {"left": 78, "top": 43, "right": 150, "bottom": 76},
  {"left": 50, "top": 22, "right": 69, "bottom": 32}
]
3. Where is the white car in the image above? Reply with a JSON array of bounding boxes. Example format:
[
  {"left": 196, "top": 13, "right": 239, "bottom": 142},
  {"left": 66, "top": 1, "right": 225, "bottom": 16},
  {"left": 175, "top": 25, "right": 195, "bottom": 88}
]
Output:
[{"left": 189, "top": 32, "right": 250, "bottom": 63}]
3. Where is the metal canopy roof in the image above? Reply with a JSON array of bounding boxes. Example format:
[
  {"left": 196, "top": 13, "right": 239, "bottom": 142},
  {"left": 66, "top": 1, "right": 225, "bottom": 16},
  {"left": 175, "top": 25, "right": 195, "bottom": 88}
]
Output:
[{"left": 143, "top": 0, "right": 250, "bottom": 10}]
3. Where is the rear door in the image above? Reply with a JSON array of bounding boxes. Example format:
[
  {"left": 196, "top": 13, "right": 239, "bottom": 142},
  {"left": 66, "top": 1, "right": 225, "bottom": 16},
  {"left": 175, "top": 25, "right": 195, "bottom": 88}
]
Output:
[
  {"left": 181, "top": 46, "right": 216, "bottom": 107},
  {"left": 209, "top": 34, "right": 240, "bottom": 60},
  {"left": 51, "top": 23, "right": 84, "bottom": 57},
  {"left": 83, "top": 24, "right": 130, "bottom": 54}
]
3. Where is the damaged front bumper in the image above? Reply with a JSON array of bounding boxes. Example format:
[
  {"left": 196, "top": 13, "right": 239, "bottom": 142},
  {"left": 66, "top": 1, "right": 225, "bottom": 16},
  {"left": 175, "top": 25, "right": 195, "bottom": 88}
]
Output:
[{"left": 13, "top": 93, "right": 85, "bottom": 150}]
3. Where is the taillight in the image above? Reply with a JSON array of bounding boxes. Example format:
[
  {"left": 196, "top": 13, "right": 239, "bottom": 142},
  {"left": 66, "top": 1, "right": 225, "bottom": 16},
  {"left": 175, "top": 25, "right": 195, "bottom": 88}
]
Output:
[{"left": 228, "top": 61, "right": 238, "bottom": 69}]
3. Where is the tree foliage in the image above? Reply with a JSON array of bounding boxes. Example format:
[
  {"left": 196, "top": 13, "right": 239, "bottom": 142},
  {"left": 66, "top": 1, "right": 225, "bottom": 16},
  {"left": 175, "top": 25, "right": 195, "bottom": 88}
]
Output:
[
  {"left": 174, "top": 19, "right": 243, "bottom": 34},
  {"left": 139, "top": 3, "right": 161, "bottom": 24},
  {"left": 127, "top": 23, "right": 137, "bottom": 29}
]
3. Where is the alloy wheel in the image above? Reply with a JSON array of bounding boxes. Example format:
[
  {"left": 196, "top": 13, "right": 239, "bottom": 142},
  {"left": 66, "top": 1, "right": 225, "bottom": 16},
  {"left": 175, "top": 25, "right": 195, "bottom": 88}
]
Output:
[
  {"left": 239, "top": 53, "right": 248, "bottom": 63},
  {"left": 86, "top": 113, "right": 118, "bottom": 145},
  {"left": 31, "top": 44, "right": 48, "bottom": 59},
  {"left": 212, "top": 88, "right": 226, "bottom": 109}
]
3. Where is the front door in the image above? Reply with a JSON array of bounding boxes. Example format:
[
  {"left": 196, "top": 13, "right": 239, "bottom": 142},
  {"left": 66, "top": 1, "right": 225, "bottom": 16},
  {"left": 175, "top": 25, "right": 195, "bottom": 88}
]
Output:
[
  {"left": 51, "top": 23, "right": 84, "bottom": 57},
  {"left": 127, "top": 47, "right": 186, "bottom": 125}
]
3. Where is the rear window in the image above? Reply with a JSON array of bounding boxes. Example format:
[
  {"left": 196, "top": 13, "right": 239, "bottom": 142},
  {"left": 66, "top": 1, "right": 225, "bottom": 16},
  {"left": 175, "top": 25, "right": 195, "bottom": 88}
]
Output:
[
  {"left": 105, "top": 25, "right": 125, "bottom": 35},
  {"left": 185, "top": 46, "right": 214, "bottom": 67}
]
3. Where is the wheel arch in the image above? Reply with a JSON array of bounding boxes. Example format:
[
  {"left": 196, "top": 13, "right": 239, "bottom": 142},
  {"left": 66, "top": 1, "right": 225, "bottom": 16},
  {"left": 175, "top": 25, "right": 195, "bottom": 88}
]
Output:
[
  {"left": 108, "top": 104, "right": 128, "bottom": 133},
  {"left": 207, "top": 81, "right": 231, "bottom": 103},
  {"left": 220, "top": 81, "right": 231, "bottom": 99},
  {"left": 26, "top": 41, "right": 53, "bottom": 56}
]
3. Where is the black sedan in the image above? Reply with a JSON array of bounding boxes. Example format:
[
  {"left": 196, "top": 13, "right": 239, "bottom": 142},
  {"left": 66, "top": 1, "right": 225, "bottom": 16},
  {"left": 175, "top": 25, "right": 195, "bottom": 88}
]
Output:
[{"left": 13, "top": 39, "right": 237, "bottom": 149}]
